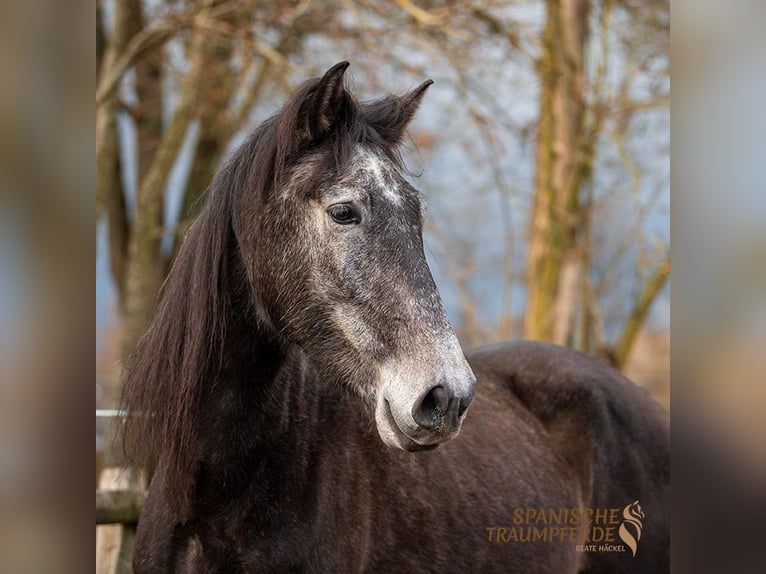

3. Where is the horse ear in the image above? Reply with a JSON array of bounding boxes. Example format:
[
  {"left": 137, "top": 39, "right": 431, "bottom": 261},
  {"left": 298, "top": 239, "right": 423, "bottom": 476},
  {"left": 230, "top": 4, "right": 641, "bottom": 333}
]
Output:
[
  {"left": 364, "top": 80, "right": 433, "bottom": 146},
  {"left": 296, "top": 61, "right": 351, "bottom": 144}
]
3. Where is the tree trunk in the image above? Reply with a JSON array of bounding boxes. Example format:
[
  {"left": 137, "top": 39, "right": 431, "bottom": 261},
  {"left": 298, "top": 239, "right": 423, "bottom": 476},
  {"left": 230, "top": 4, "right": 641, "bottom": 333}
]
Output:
[
  {"left": 176, "top": 33, "right": 237, "bottom": 226},
  {"left": 121, "top": 28, "right": 209, "bottom": 358},
  {"left": 96, "top": 0, "right": 138, "bottom": 309},
  {"left": 523, "top": 0, "right": 589, "bottom": 343},
  {"left": 130, "top": 0, "right": 165, "bottom": 310}
]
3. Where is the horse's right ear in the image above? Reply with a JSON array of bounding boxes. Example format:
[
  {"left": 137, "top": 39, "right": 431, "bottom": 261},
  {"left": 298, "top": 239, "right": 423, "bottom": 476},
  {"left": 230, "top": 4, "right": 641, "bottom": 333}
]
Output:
[
  {"left": 360, "top": 80, "right": 432, "bottom": 147},
  {"left": 295, "top": 61, "right": 352, "bottom": 146}
]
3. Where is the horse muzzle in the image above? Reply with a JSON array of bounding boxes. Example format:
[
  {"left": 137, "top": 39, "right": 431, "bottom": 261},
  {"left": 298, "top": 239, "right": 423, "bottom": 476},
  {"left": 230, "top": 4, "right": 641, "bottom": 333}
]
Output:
[{"left": 375, "top": 376, "right": 476, "bottom": 452}]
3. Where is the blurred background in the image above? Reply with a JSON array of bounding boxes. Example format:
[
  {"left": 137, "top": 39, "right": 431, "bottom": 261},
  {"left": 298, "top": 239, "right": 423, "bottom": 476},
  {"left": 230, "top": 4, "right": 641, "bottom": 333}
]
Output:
[{"left": 95, "top": 0, "right": 670, "bottom": 431}]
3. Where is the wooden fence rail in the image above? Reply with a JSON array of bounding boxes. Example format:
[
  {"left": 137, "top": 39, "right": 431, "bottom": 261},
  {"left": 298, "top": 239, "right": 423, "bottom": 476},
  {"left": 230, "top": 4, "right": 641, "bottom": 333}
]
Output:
[
  {"left": 97, "top": 489, "right": 146, "bottom": 524},
  {"left": 96, "top": 489, "right": 145, "bottom": 574}
]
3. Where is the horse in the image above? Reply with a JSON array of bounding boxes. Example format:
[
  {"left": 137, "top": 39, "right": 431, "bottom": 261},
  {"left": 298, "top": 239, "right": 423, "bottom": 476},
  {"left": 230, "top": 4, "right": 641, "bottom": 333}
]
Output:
[{"left": 121, "top": 62, "right": 669, "bottom": 573}]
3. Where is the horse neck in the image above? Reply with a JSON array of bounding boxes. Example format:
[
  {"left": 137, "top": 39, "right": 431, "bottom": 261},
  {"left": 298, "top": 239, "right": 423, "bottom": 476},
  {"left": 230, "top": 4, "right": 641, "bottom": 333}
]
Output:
[{"left": 198, "top": 247, "right": 329, "bottom": 472}]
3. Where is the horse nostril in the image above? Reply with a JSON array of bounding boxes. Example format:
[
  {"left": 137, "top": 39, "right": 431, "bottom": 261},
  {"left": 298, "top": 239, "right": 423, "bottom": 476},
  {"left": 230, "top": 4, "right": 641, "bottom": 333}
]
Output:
[
  {"left": 458, "top": 387, "right": 475, "bottom": 417},
  {"left": 412, "top": 385, "right": 450, "bottom": 429}
]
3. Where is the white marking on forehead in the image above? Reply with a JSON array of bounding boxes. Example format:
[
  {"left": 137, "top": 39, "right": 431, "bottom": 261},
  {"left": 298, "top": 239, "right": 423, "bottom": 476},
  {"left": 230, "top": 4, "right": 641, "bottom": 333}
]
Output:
[{"left": 358, "top": 149, "right": 402, "bottom": 206}]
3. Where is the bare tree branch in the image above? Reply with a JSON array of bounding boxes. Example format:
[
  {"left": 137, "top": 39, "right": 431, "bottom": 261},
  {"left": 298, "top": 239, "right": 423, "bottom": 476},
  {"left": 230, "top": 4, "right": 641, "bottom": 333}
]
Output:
[{"left": 95, "top": 0, "right": 246, "bottom": 108}]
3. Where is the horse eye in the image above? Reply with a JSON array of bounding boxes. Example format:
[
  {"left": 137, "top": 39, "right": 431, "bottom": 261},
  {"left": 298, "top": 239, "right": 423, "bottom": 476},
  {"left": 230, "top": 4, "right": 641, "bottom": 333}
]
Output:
[{"left": 328, "top": 203, "right": 361, "bottom": 225}]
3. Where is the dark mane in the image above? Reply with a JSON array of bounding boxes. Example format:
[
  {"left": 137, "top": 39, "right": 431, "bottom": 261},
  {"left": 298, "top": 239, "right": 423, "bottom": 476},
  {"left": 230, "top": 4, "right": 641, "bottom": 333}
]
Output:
[
  {"left": 120, "top": 164, "right": 235, "bottom": 510},
  {"left": 120, "top": 74, "right": 409, "bottom": 509}
]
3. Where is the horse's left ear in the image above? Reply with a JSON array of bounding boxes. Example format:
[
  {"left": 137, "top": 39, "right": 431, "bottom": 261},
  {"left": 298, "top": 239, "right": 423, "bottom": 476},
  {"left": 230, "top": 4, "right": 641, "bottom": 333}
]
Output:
[
  {"left": 296, "top": 61, "right": 352, "bottom": 145},
  {"left": 363, "top": 80, "right": 433, "bottom": 146}
]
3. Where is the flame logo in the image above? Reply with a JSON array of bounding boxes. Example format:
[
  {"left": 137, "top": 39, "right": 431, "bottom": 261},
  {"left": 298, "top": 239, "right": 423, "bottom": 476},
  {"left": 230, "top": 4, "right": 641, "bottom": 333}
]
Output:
[{"left": 618, "top": 500, "right": 645, "bottom": 557}]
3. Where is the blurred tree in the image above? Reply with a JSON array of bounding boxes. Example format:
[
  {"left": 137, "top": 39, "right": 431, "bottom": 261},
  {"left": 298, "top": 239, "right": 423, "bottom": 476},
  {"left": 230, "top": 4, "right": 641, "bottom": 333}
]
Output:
[
  {"left": 523, "top": 0, "right": 590, "bottom": 345},
  {"left": 521, "top": 0, "right": 669, "bottom": 367}
]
